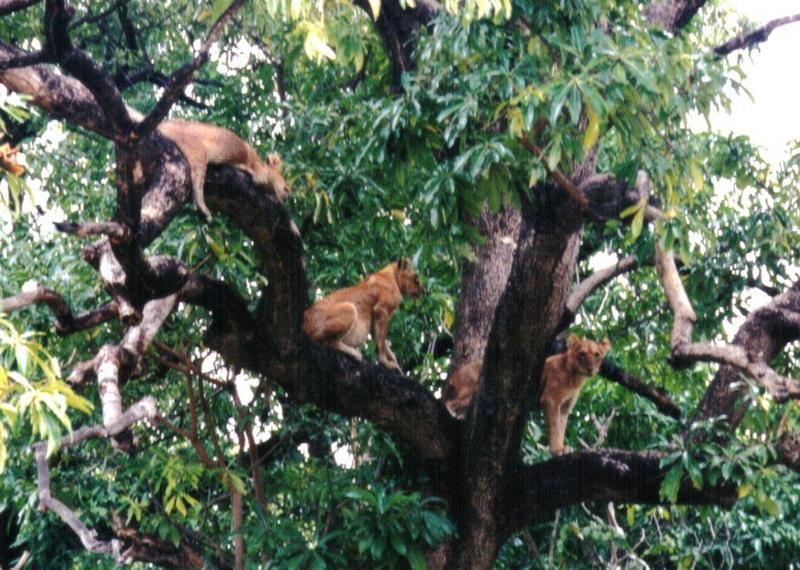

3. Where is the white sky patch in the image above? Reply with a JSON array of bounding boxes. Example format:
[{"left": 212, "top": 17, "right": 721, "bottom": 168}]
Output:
[
  {"left": 699, "top": 2, "right": 800, "bottom": 335},
  {"left": 587, "top": 251, "right": 619, "bottom": 273},
  {"left": 333, "top": 442, "right": 355, "bottom": 468},
  {"left": 711, "top": 1, "right": 800, "bottom": 165}
]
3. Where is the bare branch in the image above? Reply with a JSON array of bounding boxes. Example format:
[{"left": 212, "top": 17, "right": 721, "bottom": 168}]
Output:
[
  {"left": 10, "top": 549, "right": 30, "bottom": 570},
  {"left": 0, "top": 0, "right": 40, "bottom": 16},
  {"left": 66, "top": 295, "right": 177, "bottom": 448},
  {"left": 32, "top": 397, "right": 158, "bottom": 563},
  {"left": 599, "top": 360, "right": 681, "bottom": 419},
  {"left": 43, "top": 0, "right": 134, "bottom": 138},
  {"left": 62, "top": 302, "right": 120, "bottom": 334},
  {"left": 0, "top": 284, "right": 119, "bottom": 334},
  {"left": 567, "top": 254, "right": 641, "bottom": 315},
  {"left": 0, "top": 44, "right": 118, "bottom": 138},
  {"left": 231, "top": 389, "right": 268, "bottom": 508},
  {"left": 69, "top": 0, "right": 127, "bottom": 29},
  {"left": 132, "top": 0, "right": 246, "bottom": 140},
  {"left": 54, "top": 219, "right": 130, "bottom": 241},
  {"left": 655, "top": 242, "right": 696, "bottom": 349},
  {"left": 34, "top": 442, "right": 125, "bottom": 561},
  {"left": 111, "top": 512, "right": 209, "bottom": 569},
  {"left": 633, "top": 168, "right": 800, "bottom": 404},
  {"left": 1, "top": 285, "right": 74, "bottom": 323},
  {"left": 0, "top": 50, "right": 48, "bottom": 71},
  {"left": 714, "top": 13, "right": 800, "bottom": 56}
]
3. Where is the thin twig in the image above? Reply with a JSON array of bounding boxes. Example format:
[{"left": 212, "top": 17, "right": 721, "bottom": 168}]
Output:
[
  {"left": 132, "top": 0, "right": 246, "bottom": 140},
  {"left": 519, "top": 133, "right": 588, "bottom": 209}
]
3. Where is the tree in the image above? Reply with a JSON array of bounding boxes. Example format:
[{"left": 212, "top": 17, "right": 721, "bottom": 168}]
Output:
[{"left": 1, "top": 0, "right": 800, "bottom": 567}]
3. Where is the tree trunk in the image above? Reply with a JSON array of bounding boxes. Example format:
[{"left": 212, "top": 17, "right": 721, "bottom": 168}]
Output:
[{"left": 451, "top": 206, "right": 521, "bottom": 370}]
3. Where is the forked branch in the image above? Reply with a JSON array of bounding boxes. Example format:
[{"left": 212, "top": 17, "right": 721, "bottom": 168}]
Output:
[
  {"left": 637, "top": 169, "right": 800, "bottom": 403},
  {"left": 33, "top": 397, "right": 158, "bottom": 563},
  {"left": 132, "top": 0, "right": 246, "bottom": 140}
]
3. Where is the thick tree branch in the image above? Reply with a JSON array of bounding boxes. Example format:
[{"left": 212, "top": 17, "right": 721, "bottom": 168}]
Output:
[
  {"left": 644, "top": 0, "right": 708, "bottom": 32},
  {"left": 43, "top": 0, "right": 134, "bottom": 138},
  {"left": 656, "top": 241, "right": 800, "bottom": 402},
  {"left": 54, "top": 219, "right": 130, "bottom": 241},
  {"left": 0, "top": 284, "right": 119, "bottom": 334},
  {"left": 630, "top": 166, "right": 800, "bottom": 406},
  {"left": 505, "top": 449, "right": 736, "bottom": 532},
  {"left": 0, "top": 0, "right": 40, "bottom": 16},
  {"left": 450, "top": 206, "right": 521, "bottom": 370},
  {"left": 453, "top": 192, "right": 584, "bottom": 566},
  {"left": 0, "top": 49, "right": 48, "bottom": 71},
  {"left": 567, "top": 254, "right": 641, "bottom": 315},
  {"left": 111, "top": 513, "right": 209, "bottom": 570},
  {"left": 714, "top": 13, "right": 800, "bottom": 56},
  {"left": 352, "top": 0, "right": 440, "bottom": 92},
  {"left": 1, "top": 285, "right": 74, "bottom": 323},
  {"left": 0, "top": 43, "right": 118, "bottom": 138}
]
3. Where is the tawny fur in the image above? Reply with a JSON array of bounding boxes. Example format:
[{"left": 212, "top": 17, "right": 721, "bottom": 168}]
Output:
[
  {"left": 156, "top": 119, "right": 289, "bottom": 220},
  {"left": 444, "top": 360, "right": 482, "bottom": 419},
  {"left": 0, "top": 142, "right": 24, "bottom": 176},
  {"left": 303, "top": 258, "right": 424, "bottom": 371},
  {"left": 540, "top": 334, "right": 611, "bottom": 455}
]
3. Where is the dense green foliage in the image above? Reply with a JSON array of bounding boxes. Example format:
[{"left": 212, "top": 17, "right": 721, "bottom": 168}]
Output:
[{"left": 1, "top": 0, "right": 800, "bottom": 567}]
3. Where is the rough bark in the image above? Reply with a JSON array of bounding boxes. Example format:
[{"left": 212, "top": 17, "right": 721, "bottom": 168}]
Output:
[
  {"left": 352, "top": 0, "right": 440, "bottom": 91},
  {"left": 453, "top": 192, "right": 584, "bottom": 568},
  {"left": 4, "top": 0, "right": 795, "bottom": 568},
  {"left": 507, "top": 449, "right": 737, "bottom": 528},
  {"left": 692, "top": 280, "right": 800, "bottom": 428},
  {"left": 450, "top": 206, "right": 521, "bottom": 370},
  {"left": 644, "top": 0, "right": 707, "bottom": 31}
]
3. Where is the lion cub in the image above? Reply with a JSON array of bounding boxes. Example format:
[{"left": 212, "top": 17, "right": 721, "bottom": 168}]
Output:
[
  {"left": 444, "top": 360, "right": 482, "bottom": 419},
  {"left": 540, "top": 334, "right": 611, "bottom": 455},
  {"left": 157, "top": 120, "right": 290, "bottom": 220},
  {"left": 303, "top": 258, "right": 424, "bottom": 371}
]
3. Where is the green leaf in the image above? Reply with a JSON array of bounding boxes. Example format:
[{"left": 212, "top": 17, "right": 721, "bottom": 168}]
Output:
[
  {"left": 690, "top": 163, "right": 704, "bottom": 192},
  {"left": 630, "top": 207, "right": 644, "bottom": 241},
  {"left": 391, "top": 533, "right": 408, "bottom": 556},
  {"left": 566, "top": 85, "right": 582, "bottom": 125},
  {"left": 406, "top": 545, "right": 428, "bottom": 570},
  {"left": 208, "top": 0, "right": 232, "bottom": 24},
  {"left": 582, "top": 99, "right": 600, "bottom": 151},
  {"left": 623, "top": 61, "right": 657, "bottom": 92},
  {"left": 660, "top": 463, "right": 683, "bottom": 503},
  {"left": 549, "top": 83, "right": 571, "bottom": 126},
  {"left": 507, "top": 106, "right": 523, "bottom": 139},
  {"left": 753, "top": 491, "right": 781, "bottom": 518},
  {"left": 546, "top": 140, "right": 562, "bottom": 171},
  {"left": 14, "top": 342, "right": 29, "bottom": 376},
  {"left": 685, "top": 457, "right": 703, "bottom": 490}
]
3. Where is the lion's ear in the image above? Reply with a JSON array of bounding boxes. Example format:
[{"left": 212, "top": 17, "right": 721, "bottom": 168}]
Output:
[
  {"left": 267, "top": 153, "right": 282, "bottom": 169},
  {"left": 567, "top": 334, "right": 580, "bottom": 350},
  {"left": 397, "top": 257, "right": 410, "bottom": 270},
  {"left": 600, "top": 337, "right": 611, "bottom": 354}
]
